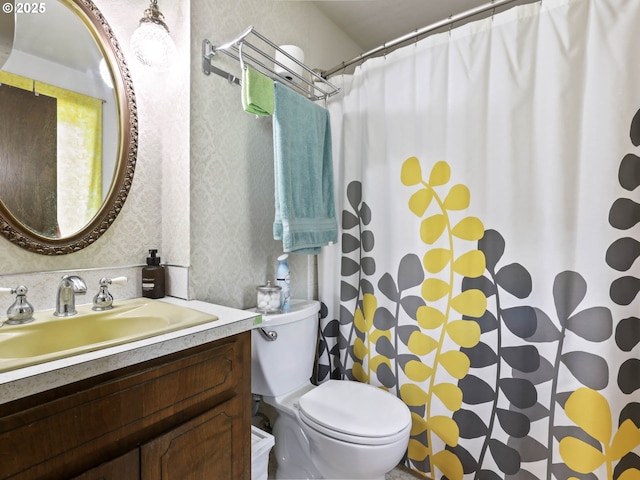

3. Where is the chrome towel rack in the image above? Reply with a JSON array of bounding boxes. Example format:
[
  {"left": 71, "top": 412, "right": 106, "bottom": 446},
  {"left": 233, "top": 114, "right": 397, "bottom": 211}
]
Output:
[{"left": 202, "top": 26, "right": 340, "bottom": 102}]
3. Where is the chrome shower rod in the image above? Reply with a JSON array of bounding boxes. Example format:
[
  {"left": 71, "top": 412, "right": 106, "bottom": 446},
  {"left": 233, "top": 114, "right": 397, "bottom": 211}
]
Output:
[{"left": 322, "top": 0, "right": 529, "bottom": 78}]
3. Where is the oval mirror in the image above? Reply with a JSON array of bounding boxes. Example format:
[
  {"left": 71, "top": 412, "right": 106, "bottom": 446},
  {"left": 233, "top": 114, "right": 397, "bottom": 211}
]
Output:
[{"left": 0, "top": 0, "right": 137, "bottom": 255}]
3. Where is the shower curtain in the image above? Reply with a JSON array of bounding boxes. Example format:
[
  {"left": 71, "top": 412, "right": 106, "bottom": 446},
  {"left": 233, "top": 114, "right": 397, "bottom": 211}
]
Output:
[{"left": 317, "top": 0, "right": 640, "bottom": 478}]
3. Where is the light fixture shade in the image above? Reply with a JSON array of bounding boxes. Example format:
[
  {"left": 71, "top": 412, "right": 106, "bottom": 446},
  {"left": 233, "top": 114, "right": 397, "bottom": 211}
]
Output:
[{"left": 130, "top": 1, "right": 175, "bottom": 72}]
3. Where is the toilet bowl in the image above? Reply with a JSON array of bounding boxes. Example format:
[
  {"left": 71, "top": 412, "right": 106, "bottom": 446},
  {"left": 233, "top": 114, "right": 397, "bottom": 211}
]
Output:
[{"left": 251, "top": 300, "right": 411, "bottom": 480}]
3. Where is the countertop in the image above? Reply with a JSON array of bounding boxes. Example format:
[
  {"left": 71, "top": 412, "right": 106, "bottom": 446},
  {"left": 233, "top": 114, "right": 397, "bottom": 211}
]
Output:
[{"left": 0, "top": 297, "right": 261, "bottom": 406}]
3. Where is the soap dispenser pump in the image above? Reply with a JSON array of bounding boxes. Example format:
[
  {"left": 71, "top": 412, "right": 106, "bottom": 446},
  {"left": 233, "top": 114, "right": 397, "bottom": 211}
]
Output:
[{"left": 142, "top": 249, "right": 165, "bottom": 299}]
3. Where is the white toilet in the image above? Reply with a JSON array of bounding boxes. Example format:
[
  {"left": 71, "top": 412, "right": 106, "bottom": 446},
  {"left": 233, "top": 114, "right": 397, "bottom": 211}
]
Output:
[{"left": 251, "top": 299, "right": 411, "bottom": 480}]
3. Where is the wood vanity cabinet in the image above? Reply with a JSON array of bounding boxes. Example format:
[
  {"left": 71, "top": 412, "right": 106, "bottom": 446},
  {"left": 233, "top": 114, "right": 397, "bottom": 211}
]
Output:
[
  {"left": 72, "top": 450, "right": 140, "bottom": 479},
  {"left": 0, "top": 331, "right": 251, "bottom": 480}
]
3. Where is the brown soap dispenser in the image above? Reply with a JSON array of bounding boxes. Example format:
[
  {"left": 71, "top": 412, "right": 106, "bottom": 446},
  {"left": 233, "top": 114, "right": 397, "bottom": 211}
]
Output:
[{"left": 142, "top": 249, "right": 165, "bottom": 299}]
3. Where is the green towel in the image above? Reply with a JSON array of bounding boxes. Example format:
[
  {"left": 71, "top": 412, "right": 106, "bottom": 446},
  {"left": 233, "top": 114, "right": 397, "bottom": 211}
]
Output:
[{"left": 242, "top": 66, "right": 274, "bottom": 116}]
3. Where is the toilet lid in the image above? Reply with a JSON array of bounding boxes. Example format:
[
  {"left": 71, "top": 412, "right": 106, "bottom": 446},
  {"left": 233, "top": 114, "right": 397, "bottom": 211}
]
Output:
[{"left": 297, "top": 380, "right": 411, "bottom": 439}]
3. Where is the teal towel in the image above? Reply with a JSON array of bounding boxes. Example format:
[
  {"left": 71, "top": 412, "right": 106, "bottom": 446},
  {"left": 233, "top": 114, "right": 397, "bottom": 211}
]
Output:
[
  {"left": 273, "top": 82, "right": 338, "bottom": 254},
  {"left": 242, "top": 66, "right": 274, "bottom": 116}
]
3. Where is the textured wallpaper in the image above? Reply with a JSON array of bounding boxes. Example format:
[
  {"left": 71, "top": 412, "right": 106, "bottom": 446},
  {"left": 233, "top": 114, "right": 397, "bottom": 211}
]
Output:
[
  {"left": 0, "top": 0, "right": 190, "bottom": 309},
  {"left": 0, "top": 0, "right": 189, "bottom": 271},
  {"left": 0, "top": 0, "right": 360, "bottom": 311},
  {"left": 189, "top": 0, "right": 360, "bottom": 308}
]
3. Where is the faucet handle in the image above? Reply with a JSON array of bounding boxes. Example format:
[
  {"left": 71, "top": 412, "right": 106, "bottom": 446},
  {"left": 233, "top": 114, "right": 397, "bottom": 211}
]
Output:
[
  {"left": 92, "top": 277, "right": 128, "bottom": 311},
  {"left": 109, "top": 276, "right": 128, "bottom": 286},
  {"left": 3, "top": 285, "right": 35, "bottom": 325}
]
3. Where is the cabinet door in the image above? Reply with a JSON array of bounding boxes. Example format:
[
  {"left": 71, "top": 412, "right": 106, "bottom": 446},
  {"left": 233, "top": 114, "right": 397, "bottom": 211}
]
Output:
[
  {"left": 72, "top": 449, "right": 140, "bottom": 480},
  {"left": 141, "top": 395, "right": 248, "bottom": 480}
]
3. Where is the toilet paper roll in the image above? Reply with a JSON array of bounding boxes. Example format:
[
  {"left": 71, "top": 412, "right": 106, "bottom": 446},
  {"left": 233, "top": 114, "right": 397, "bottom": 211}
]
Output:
[{"left": 274, "top": 45, "right": 305, "bottom": 84}]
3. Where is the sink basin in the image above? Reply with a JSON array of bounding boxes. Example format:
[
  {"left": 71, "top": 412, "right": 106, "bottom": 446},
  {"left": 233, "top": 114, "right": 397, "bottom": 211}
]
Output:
[{"left": 0, "top": 298, "right": 218, "bottom": 372}]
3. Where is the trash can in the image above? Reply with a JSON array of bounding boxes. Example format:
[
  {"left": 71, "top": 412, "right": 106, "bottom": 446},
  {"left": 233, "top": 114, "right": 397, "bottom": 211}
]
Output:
[{"left": 251, "top": 425, "right": 275, "bottom": 480}]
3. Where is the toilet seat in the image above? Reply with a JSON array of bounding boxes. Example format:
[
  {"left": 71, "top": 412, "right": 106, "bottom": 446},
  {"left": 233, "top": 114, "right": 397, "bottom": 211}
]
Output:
[{"left": 297, "top": 380, "right": 411, "bottom": 446}]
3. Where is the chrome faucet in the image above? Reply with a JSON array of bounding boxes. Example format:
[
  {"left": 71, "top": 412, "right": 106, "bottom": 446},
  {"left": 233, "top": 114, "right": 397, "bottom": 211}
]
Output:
[
  {"left": 2, "top": 285, "right": 35, "bottom": 325},
  {"left": 54, "top": 275, "right": 87, "bottom": 317},
  {"left": 92, "top": 276, "right": 128, "bottom": 311}
]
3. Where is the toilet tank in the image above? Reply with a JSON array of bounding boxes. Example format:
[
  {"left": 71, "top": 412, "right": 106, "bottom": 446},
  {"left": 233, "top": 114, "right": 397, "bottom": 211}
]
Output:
[{"left": 251, "top": 299, "right": 320, "bottom": 397}]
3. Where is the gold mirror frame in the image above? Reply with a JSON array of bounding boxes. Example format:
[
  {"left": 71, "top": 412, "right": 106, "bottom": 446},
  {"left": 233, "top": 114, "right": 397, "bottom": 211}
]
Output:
[{"left": 0, "top": 0, "right": 137, "bottom": 255}]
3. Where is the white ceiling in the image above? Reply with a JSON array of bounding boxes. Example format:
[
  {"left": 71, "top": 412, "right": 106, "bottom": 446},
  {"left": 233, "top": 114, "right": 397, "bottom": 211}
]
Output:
[{"left": 313, "top": 0, "right": 535, "bottom": 53}]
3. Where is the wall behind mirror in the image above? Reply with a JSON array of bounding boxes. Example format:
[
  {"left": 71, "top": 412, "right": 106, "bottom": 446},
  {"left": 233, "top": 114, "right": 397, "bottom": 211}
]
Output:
[{"left": 0, "top": 0, "right": 190, "bottom": 275}]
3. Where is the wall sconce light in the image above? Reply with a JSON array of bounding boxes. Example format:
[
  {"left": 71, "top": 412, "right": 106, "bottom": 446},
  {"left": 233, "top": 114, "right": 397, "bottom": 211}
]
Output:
[{"left": 130, "top": 0, "right": 175, "bottom": 71}]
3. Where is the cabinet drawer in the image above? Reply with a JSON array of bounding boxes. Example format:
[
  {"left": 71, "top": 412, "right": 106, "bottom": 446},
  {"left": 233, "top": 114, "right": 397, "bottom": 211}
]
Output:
[{"left": 0, "top": 331, "right": 250, "bottom": 480}]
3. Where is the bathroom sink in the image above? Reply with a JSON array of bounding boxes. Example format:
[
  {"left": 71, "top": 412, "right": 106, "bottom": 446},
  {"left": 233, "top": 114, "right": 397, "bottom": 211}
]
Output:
[{"left": 0, "top": 298, "right": 218, "bottom": 372}]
